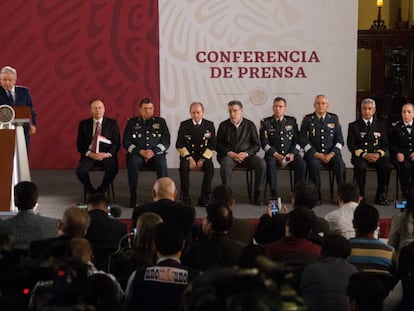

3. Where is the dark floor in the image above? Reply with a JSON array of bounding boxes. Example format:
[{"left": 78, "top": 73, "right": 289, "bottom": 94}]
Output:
[{"left": 19, "top": 168, "right": 400, "bottom": 221}]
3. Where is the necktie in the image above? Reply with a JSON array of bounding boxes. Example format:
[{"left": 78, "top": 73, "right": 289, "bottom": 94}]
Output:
[
  {"left": 320, "top": 117, "right": 324, "bottom": 124},
  {"left": 406, "top": 124, "right": 412, "bottom": 129},
  {"left": 7, "top": 90, "right": 14, "bottom": 104},
  {"left": 91, "top": 121, "right": 101, "bottom": 152},
  {"left": 195, "top": 123, "right": 200, "bottom": 128}
]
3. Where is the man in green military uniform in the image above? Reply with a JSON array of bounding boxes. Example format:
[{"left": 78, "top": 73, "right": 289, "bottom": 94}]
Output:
[{"left": 123, "top": 98, "right": 170, "bottom": 208}]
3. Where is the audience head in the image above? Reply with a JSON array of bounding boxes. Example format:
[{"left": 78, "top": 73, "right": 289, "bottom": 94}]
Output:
[
  {"left": 87, "top": 193, "right": 109, "bottom": 213},
  {"left": 347, "top": 272, "right": 386, "bottom": 311},
  {"left": 321, "top": 234, "right": 351, "bottom": 259},
  {"left": 154, "top": 222, "right": 185, "bottom": 257},
  {"left": 292, "top": 181, "right": 318, "bottom": 210},
  {"left": 14, "top": 181, "right": 38, "bottom": 210},
  {"left": 209, "top": 184, "right": 235, "bottom": 208},
  {"left": 134, "top": 212, "right": 163, "bottom": 250},
  {"left": 139, "top": 97, "right": 154, "bottom": 119},
  {"left": 70, "top": 237, "right": 93, "bottom": 264},
  {"left": 337, "top": 183, "right": 360, "bottom": 206},
  {"left": 353, "top": 204, "right": 379, "bottom": 236},
  {"left": 204, "top": 202, "right": 233, "bottom": 235},
  {"left": 286, "top": 207, "right": 315, "bottom": 238},
  {"left": 153, "top": 177, "right": 177, "bottom": 201},
  {"left": 238, "top": 244, "right": 267, "bottom": 269},
  {"left": 59, "top": 206, "right": 91, "bottom": 238}
]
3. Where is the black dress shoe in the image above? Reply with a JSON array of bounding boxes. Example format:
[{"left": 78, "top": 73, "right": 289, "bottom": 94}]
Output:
[
  {"left": 253, "top": 199, "right": 264, "bottom": 206},
  {"left": 197, "top": 197, "right": 209, "bottom": 207},
  {"left": 374, "top": 197, "right": 389, "bottom": 206}
]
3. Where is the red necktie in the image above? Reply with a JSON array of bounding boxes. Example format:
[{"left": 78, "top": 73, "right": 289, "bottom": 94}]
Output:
[{"left": 91, "top": 121, "right": 101, "bottom": 152}]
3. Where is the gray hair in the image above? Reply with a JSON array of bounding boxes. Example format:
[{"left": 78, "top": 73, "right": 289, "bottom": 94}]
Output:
[
  {"left": 361, "top": 98, "right": 376, "bottom": 108},
  {"left": 0, "top": 66, "right": 17, "bottom": 77}
]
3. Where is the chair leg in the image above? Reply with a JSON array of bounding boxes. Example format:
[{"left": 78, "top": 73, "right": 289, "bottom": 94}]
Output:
[
  {"left": 245, "top": 170, "right": 252, "bottom": 203},
  {"left": 329, "top": 170, "right": 334, "bottom": 201},
  {"left": 289, "top": 168, "right": 294, "bottom": 192},
  {"left": 110, "top": 182, "right": 115, "bottom": 199},
  {"left": 395, "top": 168, "right": 399, "bottom": 200}
]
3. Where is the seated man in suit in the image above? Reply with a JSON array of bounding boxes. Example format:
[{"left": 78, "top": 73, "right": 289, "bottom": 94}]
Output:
[
  {"left": 347, "top": 98, "right": 391, "bottom": 205},
  {"left": 0, "top": 181, "right": 58, "bottom": 250},
  {"left": 85, "top": 193, "right": 127, "bottom": 271},
  {"left": 123, "top": 98, "right": 170, "bottom": 208},
  {"left": 216, "top": 100, "right": 266, "bottom": 205},
  {"left": 131, "top": 177, "right": 195, "bottom": 246},
  {"left": 76, "top": 98, "right": 120, "bottom": 195},
  {"left": 0, "top": 65, "right": 36, "bottom": 147}
]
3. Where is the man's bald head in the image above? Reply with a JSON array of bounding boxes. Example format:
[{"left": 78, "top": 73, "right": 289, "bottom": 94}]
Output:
[{"left": 153, "top": 177, "right": 177, "bottom": 201}]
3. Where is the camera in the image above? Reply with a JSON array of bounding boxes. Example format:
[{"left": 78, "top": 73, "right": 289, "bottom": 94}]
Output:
[{"left": 395, "top": 200, "right": 407, "bottom": 209}]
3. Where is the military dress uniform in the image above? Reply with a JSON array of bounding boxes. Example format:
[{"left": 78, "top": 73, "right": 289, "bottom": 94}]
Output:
[
  {"left": 390, "top": 120, "right": 414, "bottom": 196},
  {"left": 260, "top": 115, "right": 306, "bottom": 197},
  {"left": 347, "top": 118, "right": 391, "bottom": 202},
  {"left": 123, "top": 116, "right": 170, "bottom": 207},
  {"left": 176, "top": 119, "right": 216, "bottom": 206},
  {"left": 300, "top": 112, "right": 345, "bottom": 196}
]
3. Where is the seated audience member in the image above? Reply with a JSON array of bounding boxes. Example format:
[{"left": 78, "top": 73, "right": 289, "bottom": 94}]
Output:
[
  {"left": 349, "top": 204, "right": 395, "bottom": 277},
  {"left": 325, "top": 183, "right": 360, "bottom": 239},
  {"left": 388, "top": 183, "right": 414, "bottom": 254},
  {"left": 182, "top": 202, "right": 246, "bottom": 271},
  {"left": 347, "top": 272, "right": 388, "bottom": 311},
  {"left": 254, "top": 181, "right": 329, "bottom": 245},
  {"left": 209, "top": 184, "right": 253, "bottom": 244},
  {"left": 76, "top": 98, "right": 120, "bottom": 196},
  {"left": 109, "top": 212, "right": 163, "bottom": 290},
  {"left": 397, "top": 241, "right": 414, "bottom": 311},
  {"left": 299, "top": 234, "right": 358, "bottom": 311},
  {"left": 124, "top": 222, "right": 201, "bottom": 311},
  {"left": 84, "top": 193, "right": 127, "bottom": 271},
  {"left": 0, "top": 181, "right": 57, "bottom": 249},
  {"left": 264, "top": 208, "right": 321, "bottom": 273},
  {"left": 29, "top": 206, "right": 91, "bottom": 261},
  {"left": 131, "top": 177, "right": 195, "bottom": 245}
]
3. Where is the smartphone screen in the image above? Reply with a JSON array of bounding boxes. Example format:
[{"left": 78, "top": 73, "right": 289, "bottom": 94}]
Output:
[
  {"left": 395, "top": 200, "right": 407, "bottom": 209},
  {"left": 268, "top": 199, "right": 279, "bottom": 215}
]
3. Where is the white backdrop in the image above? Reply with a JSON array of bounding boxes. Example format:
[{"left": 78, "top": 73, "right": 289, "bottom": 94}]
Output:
[{"left": 159, "top": 0, "right": 358, "bottom": 168}]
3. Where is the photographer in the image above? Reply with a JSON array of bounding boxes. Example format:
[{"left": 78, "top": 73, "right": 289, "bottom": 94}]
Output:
[{"left": 388, "top": 183, "right": 414, "bottom": 255}]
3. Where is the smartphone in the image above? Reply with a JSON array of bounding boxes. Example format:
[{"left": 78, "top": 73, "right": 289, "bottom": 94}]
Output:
[
  {"left": 268, "top": 197, "right": 281, "bottom": 215},
  {"left": 395, "top": 200, "right": 407, "bottom": 209}
]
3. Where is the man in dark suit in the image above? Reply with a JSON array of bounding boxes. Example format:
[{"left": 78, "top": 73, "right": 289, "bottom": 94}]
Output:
[
  {"left": 300, "top": 94, "right": 345, "bottom": 202},
  {"left": 0, "top": 65, "right": 36, "bottom": 147},
  {"left": 176, "top": 102, "right": 216, "bottom": 206},
  {"left": 347, "top": 98, "right": 391, "bottom": 205},
  {"left": 123, "top": 98, "right": 170, "bottom": 208},
  {"left": 260, "top": 97, "right": 306, "bottom": 198},
  {"left": 85, "top": 193, "right": 127, "bottom": 271},
  {"left": 76, "top": 98, "right": 120, "bottom": 195},
  {"left": 131, "top": 177, "right": 195, "bottom": 246},
  {"left": 0, "top": 181, "right": 57, "bottom": 250},
  {"left": 389, "top": 102, "right": 414, "bottom": 197},
  {"left": 216, "top": 100, "right": 266, "bottom": 205}
]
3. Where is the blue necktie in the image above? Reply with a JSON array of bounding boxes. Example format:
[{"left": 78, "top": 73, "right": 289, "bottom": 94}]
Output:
[{"left": 7, "top": 90, "right": 14, "bottom": 104}]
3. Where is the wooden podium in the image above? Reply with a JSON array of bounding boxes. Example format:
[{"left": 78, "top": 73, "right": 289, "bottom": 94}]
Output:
[{"left": 0, "top": 106, "right": 31, "bottom": 211}]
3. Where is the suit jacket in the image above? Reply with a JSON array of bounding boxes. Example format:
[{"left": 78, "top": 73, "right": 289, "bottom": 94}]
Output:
[
  {"left": 85, "top": 210, "right": 127, "bottom": 251},
  {"left": 176, "top": 118, "right": 216, "bottom": 160},
  {"left": 0, "top": 85, "right": 36, "bottom": 125},
  {"left": 300, "top": 112, "right": 344, "bottom": 155},
  {"left": 76, "top": 117, "right": 120, "bottom": 158},
  {"left": 131, "top": 199, "right": 195, "bottom": 245},
  {"left": 0, "top": 210, "right": 58, "bottom": 249},
  {"left": 216, "top": 118, "right": 260, "bottom": 161},
  {"left": 347, "top": 118, "right": 389, "bottom": 160}
]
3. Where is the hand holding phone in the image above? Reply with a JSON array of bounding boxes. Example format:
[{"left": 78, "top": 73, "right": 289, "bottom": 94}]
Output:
[{"left": 268, "top": 197, "right": 282, "bottom": 215}]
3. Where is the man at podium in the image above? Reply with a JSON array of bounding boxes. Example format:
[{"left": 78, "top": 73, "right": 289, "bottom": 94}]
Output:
[
  {"left": 76, "top": 99, "right": 120, "bottom": 196},
  {"left": 0, "top": 65, "right": 36, "bottom": 147}
]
